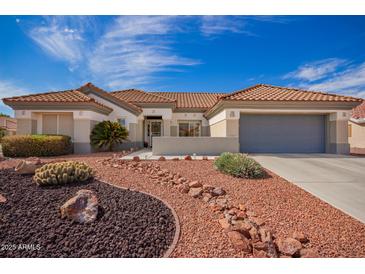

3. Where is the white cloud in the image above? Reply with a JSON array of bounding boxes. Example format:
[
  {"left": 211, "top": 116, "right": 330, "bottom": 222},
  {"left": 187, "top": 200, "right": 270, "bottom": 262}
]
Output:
[
  {"left": 284, "top": 58, "right": 347, "bottom": 82},
  {"left": 305, "top": 62, "right": 365, "bottom": 98},
  {"left": 284, "top": 58, "right": 365, "bottom": 99},
  {"left": 25, "top": 17, "right": 92, "bottom": 67},
  {"left": 0, "top": 80, "right": 27, "bottom": 99},
  {"left": 200, "top": 16, "right": 250, "bottom": 36},
  {"left": 0, "top": 80, "right": 28, "bottom": 115},
  {"left": 89, "top": 16, "right": 200, "bottom": 89}
]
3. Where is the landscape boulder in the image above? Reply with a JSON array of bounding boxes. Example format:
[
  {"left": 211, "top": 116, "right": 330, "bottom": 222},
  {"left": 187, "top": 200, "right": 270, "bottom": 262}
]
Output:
[
  {"left": 299, "top": 248, "right": 319, "bottom": 258},
  {"left": 0, "top": 193, "right": 6, "bottom": 203},
  {"left": 212, "top": 187, "right": 226, "bottom": 196},
  {"left": 184, "top": 155, "right": 192, "bottom": 160},
  {"left": 132, "top": 156, "right": 140, "bottom": 162},
  {"left": 276, "top": 237, "right": 302, "bottom": 256},
  {"left": 189, "top": 181, "right": 202, "bottom": 188},
  {"left": 158, "top": 156, "right": 166, "bottom": 161},
  {"left": 231, "top": 221, "right": 252, "bottom": 238},
  {"left": 177, "top": 184, "right": 190, "bottom": 194},
  {"left": 227, "top": 231, "right": 252, "bottom": 253},
  {"left": 15, "top": 157, "right": 42, "bottom": 175},
  {"left": 292, "top": 231, "right": 308, "bottom": 243},
  {"left": 188, "top": 187, "right": 203, "bottom": 198},
  {"left": 202, "top": 184, "right": 215, "bottom": 192},
  {"left": 60, "top": 189, "right": 99, "bottom": 224},
  {"left": 218, "top": 218, "right": 231, "bottom": 230}
]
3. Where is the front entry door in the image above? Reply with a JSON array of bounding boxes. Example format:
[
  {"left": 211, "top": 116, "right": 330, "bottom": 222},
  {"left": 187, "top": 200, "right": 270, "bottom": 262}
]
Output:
[{"left": 145, "top": 120, "right": 163, "bottom": 147}]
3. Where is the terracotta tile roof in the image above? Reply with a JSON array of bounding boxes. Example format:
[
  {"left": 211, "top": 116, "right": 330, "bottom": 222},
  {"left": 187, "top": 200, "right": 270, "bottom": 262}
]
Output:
[
  {"left": 3, "top": 89, "right": 91, "bottom": 103},
  {"left": 153, "top": 92, "right": 225, "bottom": 109},
  {"left": 221, "top": 84, "right": 362, "bottom": 102},
  {"left": 78, "top": 83, "right": 142, "bottom": 113},
  {"left": 352, "top": 101, "right": 365, "bottom": 119},
  {"left": 111, "top": 89, "right": 176, "bottom": 105},
  {"left": 3, "top": 83, "right": 362, "bottom": 116},
  {"left": 2, "top": 88, "right": 113, "bottom": 113}
]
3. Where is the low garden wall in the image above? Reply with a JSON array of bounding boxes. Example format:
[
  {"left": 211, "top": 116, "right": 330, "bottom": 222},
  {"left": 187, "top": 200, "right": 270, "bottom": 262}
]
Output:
[{"left": 152, "top": 137, "right": 239, "bottom": 156}]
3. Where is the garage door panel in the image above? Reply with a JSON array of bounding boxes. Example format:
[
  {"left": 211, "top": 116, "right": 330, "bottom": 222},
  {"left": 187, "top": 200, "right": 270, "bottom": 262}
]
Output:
[{"left": 239, "top": 114, "right": 325, "bottom": 153}]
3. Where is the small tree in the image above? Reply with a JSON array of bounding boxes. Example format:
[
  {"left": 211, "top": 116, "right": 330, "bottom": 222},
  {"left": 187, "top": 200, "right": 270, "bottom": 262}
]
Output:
[{"left": 90, "top": 121, "right": 128, "bottom": 151}]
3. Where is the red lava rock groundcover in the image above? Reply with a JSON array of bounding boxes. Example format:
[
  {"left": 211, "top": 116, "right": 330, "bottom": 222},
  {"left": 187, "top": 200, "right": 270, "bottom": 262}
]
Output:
[
  {"left": 103, "top": 158, "right": 320, "bottom": 258},
  {"left": 0, "top": 168, "right": 176, "bottom": 258},
  {"left": 157, "top": 160, "right": 365, "bottom": 258}
]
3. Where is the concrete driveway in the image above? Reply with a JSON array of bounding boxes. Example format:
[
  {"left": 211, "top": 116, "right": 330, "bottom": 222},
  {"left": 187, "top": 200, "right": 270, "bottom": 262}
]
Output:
[{"left": 251, "top": 154, "right": 365, "bottom": 224}]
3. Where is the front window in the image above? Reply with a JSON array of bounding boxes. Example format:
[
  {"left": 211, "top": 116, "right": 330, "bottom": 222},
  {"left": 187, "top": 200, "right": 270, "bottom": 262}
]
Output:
[
  {"left": 178, "top": 121, "right": 201, "bottom": 137},
  {"left": 117, "top": 118, "right": 126, "bottom": 127}
]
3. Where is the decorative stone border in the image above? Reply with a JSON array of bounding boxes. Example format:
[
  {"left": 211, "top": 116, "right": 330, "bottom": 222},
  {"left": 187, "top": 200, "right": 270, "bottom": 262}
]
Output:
[
  {"left": 102, "top": 157, "right": 319, "bottom": 258},
  {"left": 98, "top": 179, "right": 180, "bottom": 258}
]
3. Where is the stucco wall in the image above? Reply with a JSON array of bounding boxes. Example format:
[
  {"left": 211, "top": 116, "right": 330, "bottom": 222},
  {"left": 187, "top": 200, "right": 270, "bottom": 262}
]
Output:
[
  {"left": 210, "top": 120, "right": 226, "bottom": 137},
  {"left": 226, "top": 119, "right": 239, "bottom": 137},
  {"left": 16, "top": 119, "right": 36, "bottom": 135},
  {"left": 208, "top": 109, "right": 352, "bottom": 154},
  {"left": 349, "top": 121, "right": 365, "bottom": 153},
  {"left": 152, "top": 137, "right": 239, "bottom": 156},
  {"left": 170, "top": 112, "right": 209, "bottom": 137},
  {"left": 88, "top": 93, "right": 138, "bottom": 124},
  {"left": 326, "top": 112, "right": 350, "bottom": 154}
]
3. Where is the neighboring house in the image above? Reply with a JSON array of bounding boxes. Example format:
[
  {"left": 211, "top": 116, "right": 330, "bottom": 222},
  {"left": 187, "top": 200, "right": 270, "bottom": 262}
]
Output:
[
  {"left": 349, "top": 101, "right": 365, "bottom": 155},
  {"left": 2, "top": 83, "right": 362, "bottom": 155},
  {"left": 0, "top": 116, "right": 17, "bottom": 136}
]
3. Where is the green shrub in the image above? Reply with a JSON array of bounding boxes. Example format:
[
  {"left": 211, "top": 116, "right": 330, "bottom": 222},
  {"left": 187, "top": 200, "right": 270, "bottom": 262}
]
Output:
[
  {"left": 214, "top": 152, "right": 265, "bottom": 179},
  {"left": 1, "top": 134, "right": 72, "bottom": 157},
  {"left": 90, "top": 121, "right": 128, "bottom": 151},
  {"left": 34, "top": 161, "right": 94, "bottom": 186},
  {"left": 0, "top": 128, "right": 5, "bottom": 141}
]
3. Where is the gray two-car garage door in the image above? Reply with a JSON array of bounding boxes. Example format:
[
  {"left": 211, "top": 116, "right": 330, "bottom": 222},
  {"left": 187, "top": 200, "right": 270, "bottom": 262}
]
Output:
[{"left": 239, "top": 114, "right": 325, "bottom": 153}]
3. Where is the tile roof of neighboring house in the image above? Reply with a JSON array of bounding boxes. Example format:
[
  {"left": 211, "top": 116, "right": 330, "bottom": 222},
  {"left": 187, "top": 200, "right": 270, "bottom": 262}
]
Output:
[
  {"left": 221, "top": 84, "right": 363, "bottom": 102},
  {"left": 352, "top": 101, "right": 365, "bottom": 119},
  {"left": 0, "top": 117, "right": 16, "bottom": 130},
  {"left": 2, "top": 88, "right": 114, "bottom": 113},
  {"left": 111, "top": 89, "right": 176, "bottom": 105},
  {"left": 153, "top": 92, "right": 225, "bottom": 109}
]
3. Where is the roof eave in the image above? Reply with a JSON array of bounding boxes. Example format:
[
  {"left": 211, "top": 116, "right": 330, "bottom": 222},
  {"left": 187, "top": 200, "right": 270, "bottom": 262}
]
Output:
[
  {"left": 350, "top": 117, "right": 365, "bottom": 124},
  {"left": 2, "top": 101, "right": 113, "bottom": 115},
  {"left": 78, "top": 84, "right": 142, "bottom": 115},
  {"left": 204, "top": 99, "right": 363, "bottom": 119}
]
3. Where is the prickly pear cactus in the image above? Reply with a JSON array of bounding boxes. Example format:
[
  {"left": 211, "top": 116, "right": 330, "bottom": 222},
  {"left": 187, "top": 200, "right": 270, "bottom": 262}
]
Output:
[{"left": 33, "top": 161, "right": 94, "bottom": 186}]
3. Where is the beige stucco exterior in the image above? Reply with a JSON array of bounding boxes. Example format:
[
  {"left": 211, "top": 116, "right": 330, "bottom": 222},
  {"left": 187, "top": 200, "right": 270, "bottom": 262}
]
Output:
[
  {"left": 207, "top": 107, "right": 355, "bottom": 154},
  {"left": 152, "top": 136, "right": 239, "bottom": 156},
  {"left": 349, "top": 120, "right": 365, "bottom": 154},
  {"left": 210, "top": 119, "right": 226, "bottom": 137}
]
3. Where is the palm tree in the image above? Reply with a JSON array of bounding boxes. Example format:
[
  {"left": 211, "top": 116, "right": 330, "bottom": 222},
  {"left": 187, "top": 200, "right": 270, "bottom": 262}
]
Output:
[{"left": 90, "top": 121, "right": 128, "bottom": 151}]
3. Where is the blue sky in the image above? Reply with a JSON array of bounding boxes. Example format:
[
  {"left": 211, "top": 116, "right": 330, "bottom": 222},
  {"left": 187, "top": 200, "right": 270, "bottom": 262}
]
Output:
[{"left": 0, "top": 15, "right": 365, "bottom": 115}]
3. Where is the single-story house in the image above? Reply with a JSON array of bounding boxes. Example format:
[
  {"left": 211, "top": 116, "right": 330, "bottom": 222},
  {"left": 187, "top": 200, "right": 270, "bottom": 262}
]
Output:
[
  {"left": 2, "top": 83, "right": 363, "bottom": 155},
  {"left": 0, "top": 115, "right": 17, "bottom": 136},
  {"left": 349, "top": 101, "right": 365, "bottom": 155}
]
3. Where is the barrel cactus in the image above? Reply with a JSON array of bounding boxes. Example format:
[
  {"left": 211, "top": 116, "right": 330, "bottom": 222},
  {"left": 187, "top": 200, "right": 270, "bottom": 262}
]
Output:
[{"left": 33, "top": 161, "right": 94, "bottom": 186}]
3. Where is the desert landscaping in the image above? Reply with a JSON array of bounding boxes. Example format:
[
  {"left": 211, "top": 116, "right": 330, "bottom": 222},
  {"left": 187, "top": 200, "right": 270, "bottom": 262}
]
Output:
[{"left": 1, "top": 151, "right": 365, "bottom": 258}]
